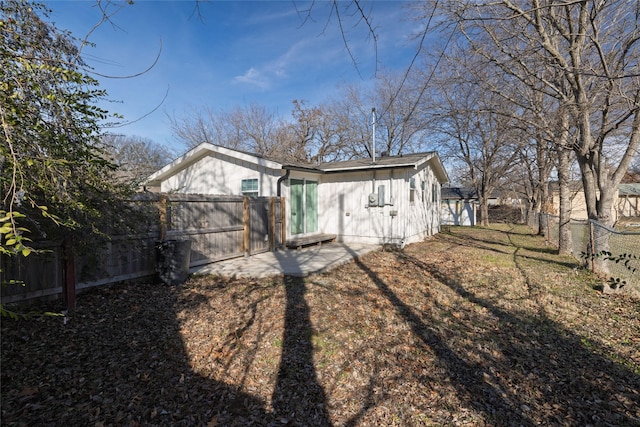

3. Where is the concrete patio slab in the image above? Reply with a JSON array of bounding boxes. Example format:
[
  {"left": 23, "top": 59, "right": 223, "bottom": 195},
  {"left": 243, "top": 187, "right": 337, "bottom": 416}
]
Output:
[{"left": 191, "top": 242, "right": 379, "bottom": 278}]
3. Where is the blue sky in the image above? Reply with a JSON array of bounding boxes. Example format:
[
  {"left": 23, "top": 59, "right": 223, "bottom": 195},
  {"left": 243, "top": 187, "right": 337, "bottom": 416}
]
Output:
[{"left": 45, "top": 1, "right": 423, "bottom": 152}]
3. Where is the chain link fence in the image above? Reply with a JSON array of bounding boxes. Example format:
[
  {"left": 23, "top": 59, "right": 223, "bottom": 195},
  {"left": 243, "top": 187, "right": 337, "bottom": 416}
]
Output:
[{"left": 537, "top": 213, "right": 640, "bottom": 295}]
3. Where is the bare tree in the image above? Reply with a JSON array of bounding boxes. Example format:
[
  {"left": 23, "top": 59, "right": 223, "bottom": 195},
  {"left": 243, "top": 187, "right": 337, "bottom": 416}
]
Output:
[
  {"left": 170, "top": 101, "right": 320, "bottom": 163},
  {"left": 168, "top": 106, "right": 231, "bottom": 149},
  {"left": 431, "top": 0, "right": 639, "bottom": 250},
  {"left": 170, "top": 102, "right": 281, "bottom": 154},
  {"left": 308, "top": 101, "right": 352, "bottom": 163},
  {"left": 417, "top": 0, "right": 639, "bottom": 267},
  {"left": 370, "top": 71, "right": 431, "bottom": 156},
  {"left": 622, "top": 154, "right": 640, "bottom": 183},
  {"left": 429, "top": 55, "right": 522, "bottom": 226},
  {"left": 324, "top": 84, "right": 376, "bottom": 160},
  {"left": 102, "top": 134, "right": 174, "bottom": 187},
  {"left": 316, "top": 71, "right": 432, "bottom": 162}
]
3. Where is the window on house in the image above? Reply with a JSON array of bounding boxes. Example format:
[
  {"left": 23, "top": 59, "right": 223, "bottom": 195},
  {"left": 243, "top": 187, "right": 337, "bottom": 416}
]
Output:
[
  {"left": 409, "top": 177, "right": 416, "bottom": 203},
  {"left": 421, "top": 181, "right": 426, "bottom": 202},
  {"left": 241, "top": 178, "right": 259, "bottom": 196},
  {"left": 432, "top": 183, "right": 437, "bottom": 203}
]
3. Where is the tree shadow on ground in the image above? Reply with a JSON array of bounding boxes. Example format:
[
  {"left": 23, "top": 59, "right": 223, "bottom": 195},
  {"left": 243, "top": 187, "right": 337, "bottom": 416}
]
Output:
[
  {"left": 438, "top": 230, "right": 516, "bottom": 255},
  {"left": 344, "top": 242, "right": 640, "bottom": 426},
  {"left": 2, "top": 273, "right": 332, "bottom": 426},
  {"left": 442, "top": 227, "right": 580, "bottom": 270},
  {"left": 0, "top": 282, "right": 274, "bottom": 426},
  {"left": 346, "top": 253, "right": 532, "bottom": 426},
  {"left": 389, "top": 250, "right": 640, "bottom": 426},
  {"left": 271, "top": 277, "right": 332, "bottom": 426}
]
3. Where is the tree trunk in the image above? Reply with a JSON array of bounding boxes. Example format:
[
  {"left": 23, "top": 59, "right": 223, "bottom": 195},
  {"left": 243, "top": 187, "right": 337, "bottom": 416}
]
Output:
[
  {"left": 576, "top": 152, "right": 619, "bottom": 291},
  {"left": 557, "top": 148, "right": 573, "bottom": 255},
  {"left": 479, "top": 197, "right": 490, "bottom": 227}
]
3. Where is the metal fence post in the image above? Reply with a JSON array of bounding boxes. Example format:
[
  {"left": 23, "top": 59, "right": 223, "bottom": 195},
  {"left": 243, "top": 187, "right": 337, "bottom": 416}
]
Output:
[{"left": 589, "top": 220, "right": 596, "bottom": 272}]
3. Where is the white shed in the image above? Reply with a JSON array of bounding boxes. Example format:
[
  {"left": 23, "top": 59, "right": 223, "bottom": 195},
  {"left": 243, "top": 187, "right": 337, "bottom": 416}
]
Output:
[
  {"left": 440, "top": 187, "right": 478, "bottom": 226},
  {"left": 145, "top": 143, "right": 449, "bottom": 246}
]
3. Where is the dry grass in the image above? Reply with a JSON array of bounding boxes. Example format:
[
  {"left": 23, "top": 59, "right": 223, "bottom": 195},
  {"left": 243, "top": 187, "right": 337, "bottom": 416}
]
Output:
[{"left": 2, "top": 225, "right": 639, "bottom": 426}]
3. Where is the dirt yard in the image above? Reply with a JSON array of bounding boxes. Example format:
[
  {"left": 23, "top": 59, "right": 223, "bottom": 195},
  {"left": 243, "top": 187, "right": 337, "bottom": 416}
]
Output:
[{"left": 2, "top": 225, "right": 639, "bottom": 426}]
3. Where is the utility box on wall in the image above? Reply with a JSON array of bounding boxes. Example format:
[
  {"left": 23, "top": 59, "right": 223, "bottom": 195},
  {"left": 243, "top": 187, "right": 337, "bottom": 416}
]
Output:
[{"left": 368, "top": 193, "right": 378, "bottom": 207}]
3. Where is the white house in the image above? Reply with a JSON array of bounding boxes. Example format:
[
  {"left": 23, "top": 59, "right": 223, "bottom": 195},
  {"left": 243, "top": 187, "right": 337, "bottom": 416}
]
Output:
[{"left": 145, "top": 143, "right": 449, "bottom": 246}]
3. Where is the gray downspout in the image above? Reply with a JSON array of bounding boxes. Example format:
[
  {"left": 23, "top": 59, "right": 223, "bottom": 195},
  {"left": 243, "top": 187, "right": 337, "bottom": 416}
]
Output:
[{"left": 277, "top": 168, "right": 290, "bottom": 197}]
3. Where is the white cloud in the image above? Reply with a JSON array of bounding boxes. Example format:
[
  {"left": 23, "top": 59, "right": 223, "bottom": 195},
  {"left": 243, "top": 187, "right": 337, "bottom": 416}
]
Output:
[{"left": 233, "top": 67, "right": 271, "bottom": 90}]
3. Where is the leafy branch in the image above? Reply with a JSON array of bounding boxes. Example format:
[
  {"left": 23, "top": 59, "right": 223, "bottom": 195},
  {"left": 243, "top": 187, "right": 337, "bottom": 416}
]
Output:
[{"left": 580, "top": 250, "right": 639, "bottom": 290}]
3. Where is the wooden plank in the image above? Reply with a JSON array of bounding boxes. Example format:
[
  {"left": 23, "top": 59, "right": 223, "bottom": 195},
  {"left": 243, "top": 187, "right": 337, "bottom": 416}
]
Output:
[
  {"left": 269, "top": 197, "right": 276, "bottom": 250},
  {"left": 1, "top": 286, "right": 64, "bottom": 304},
  {"left": 249, "top": 199, "right": 270, "bottom": 255},
  {"left": 285, "top": 233, "right": 337, "bottom": 249},
  {"left": 166, "top": 226, "right": 244, "bottom": 237},
  {"left": 77, "top": 270, "right": 156, "bottom": 289},
  {"left": 281, "top": 198, "right": 287, "bottom": 247},
  {"left": 1, "top": 242, "right": 63, "bottom": 299},
  {"left": 158, "top": 194, "right": 167, "bottom": 240},
  {"left": 243, "top": 197, "right": 250, "bottom": 255}
]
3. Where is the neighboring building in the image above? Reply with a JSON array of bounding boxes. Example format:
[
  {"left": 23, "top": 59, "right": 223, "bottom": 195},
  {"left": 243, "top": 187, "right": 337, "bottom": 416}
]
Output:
[
  {"left": 440, "top": 187, "right": 478, "bottom": 226},
  {"left": 549, "top": 182, "right": 640, "bottom": 221},
  {"left": 145, "top": 143, "right": 450, "bottom": 246},
  {"left": 617, "top": 183, "right": 640, "bottom": 218}
]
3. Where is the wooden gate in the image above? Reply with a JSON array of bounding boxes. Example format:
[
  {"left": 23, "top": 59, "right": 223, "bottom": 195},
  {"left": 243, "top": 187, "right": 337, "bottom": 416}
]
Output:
[
  {"left": 244, "top": 197, "right": 284, "bottom": 255},
  {"left": 248, "top": 198, "right": 270, "bottom": 255}
]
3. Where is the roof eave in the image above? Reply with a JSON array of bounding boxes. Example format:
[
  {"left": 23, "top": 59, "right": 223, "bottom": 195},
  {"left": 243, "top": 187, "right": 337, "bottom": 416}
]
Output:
[
  {"left": 144, "top": 142, "right": 284, "bottom": 185},
  {"left": 320, "top": 161, "right": 421, "bottom": 173},
  {"left": 282, "top": 164, "right": 324, "bottom": 173},
  {"left": 426, "top": 154, "right": 450, "bottom": 184}
]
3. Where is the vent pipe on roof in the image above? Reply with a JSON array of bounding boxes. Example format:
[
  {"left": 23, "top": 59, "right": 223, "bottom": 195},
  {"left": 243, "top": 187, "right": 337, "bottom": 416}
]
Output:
[{"left": 371, "top": 107, "right": 376, "bottom": 163}]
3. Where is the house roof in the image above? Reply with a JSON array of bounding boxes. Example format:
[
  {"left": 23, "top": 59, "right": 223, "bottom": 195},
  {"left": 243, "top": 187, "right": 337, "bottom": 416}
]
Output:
[
  {"left": 310, "top": 152, "right": 450, "bottom": 184},
  {"left": 316, "top": 152, "right": 431, "bottom": 170},
  {"left": 145, "top": 143, "right": 450, "bottom": 186},
  {"left": 441, "top": 187, "right": 478, "bottom": 200},
  {"left": 619, "top": 183, "right": 640, "bottom": 196}
]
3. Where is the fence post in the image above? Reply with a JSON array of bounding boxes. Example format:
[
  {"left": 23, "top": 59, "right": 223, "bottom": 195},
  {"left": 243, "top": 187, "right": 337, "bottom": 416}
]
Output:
[
  {"left": 243, "top": 197, "right": 250, "bottom": 256},
  {"left": 546, "top": 214, "right": 550, "bottom": 243},
  {"left": 269, "top": 197, "right": 276, "bottom": 251},
  {"left": 63, "top": 238, "right": 76, "bottom": 312},
  {"left": 281, "top": 198, "right": 287, "bottom": 247},
  {"left": 589, "top": 220, "right": 596, "bottom": 272},
  {"left": 158, "top": 194, "right": 167, "bottom": 241}
]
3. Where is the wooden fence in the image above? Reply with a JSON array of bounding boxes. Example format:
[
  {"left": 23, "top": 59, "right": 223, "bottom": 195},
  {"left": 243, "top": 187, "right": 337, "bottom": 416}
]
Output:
[{"left": 1, "top": 194, "right": 285, "bottom": 305}]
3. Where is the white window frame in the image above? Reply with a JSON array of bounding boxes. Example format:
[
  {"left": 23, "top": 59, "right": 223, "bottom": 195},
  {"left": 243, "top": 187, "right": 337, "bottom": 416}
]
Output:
[
  {"left": 241, "top": 178, "right": 259, "bottom": 197},
  {"left": 409, "top": 177, "right": 416, "bottom": 203}
]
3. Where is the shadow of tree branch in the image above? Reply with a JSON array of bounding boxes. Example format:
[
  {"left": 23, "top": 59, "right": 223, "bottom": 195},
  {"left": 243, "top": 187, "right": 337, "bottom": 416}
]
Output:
[
  {"left": 347, "top": 251, "right": 534, "bottom": 426},
  {"left": 395, "top": 250, "right": 640, "bottom": 426}
]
